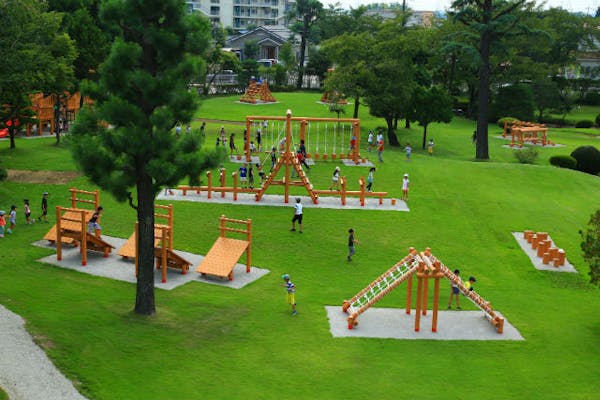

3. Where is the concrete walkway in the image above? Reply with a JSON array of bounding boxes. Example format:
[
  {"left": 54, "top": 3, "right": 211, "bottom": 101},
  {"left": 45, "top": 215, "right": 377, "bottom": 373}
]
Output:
[{"left": 326, "top": 306, "right": 524, "bottom": 341}]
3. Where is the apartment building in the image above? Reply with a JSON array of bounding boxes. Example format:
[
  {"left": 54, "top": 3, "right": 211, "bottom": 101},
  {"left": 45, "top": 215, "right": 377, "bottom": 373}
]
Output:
[{"left": 186, "top": 0, "right": 295, "bottom": 30}]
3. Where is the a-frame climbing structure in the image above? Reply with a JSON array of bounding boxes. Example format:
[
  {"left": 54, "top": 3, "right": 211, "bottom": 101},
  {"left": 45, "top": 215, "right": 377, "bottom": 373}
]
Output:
[
  {"left": 240, "top": 79, "right": 276, "bottom": 104},
  {"left": 249, "top": 110, "right": 320, "bottom": 204},
  {"left": 342, "top": 247, "right": 505, "bottom": 334}
]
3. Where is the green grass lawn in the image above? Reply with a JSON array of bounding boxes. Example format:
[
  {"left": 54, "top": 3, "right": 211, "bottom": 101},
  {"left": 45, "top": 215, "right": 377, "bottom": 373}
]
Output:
[{"left": 0, "top": 93, "right": 599, "bottom": 400}]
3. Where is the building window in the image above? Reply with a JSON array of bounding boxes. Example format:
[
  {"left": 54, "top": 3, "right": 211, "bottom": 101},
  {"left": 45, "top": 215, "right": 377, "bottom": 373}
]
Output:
[{"left": 210, "top": 6, "right": 220, "bottom": 15}]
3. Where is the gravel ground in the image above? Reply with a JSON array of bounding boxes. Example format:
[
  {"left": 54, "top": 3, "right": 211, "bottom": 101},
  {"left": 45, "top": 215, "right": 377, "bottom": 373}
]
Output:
[{"left": 0, "top": 305, "right": 88, "bottom": 400}]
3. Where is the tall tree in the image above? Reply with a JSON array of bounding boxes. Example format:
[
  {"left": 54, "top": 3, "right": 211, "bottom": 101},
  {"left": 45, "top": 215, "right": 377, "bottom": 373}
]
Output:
[
  {"left": 288, "top": 0, "right": 324, "bottom": 89},
  {"left": 0, "top": 0, "right": 75, "bottom": 149},
  {"left": 70, "top": 0, "right": 221, "bottom": 315},
  {"left": 450, "top": 0, "right": 531, "bottom": 160},
  {"left": 407, "top": 86, "right": 454, "bottom": 149},
  {"left": 581, "top": 210, "right": 600, "bottom": 285}
]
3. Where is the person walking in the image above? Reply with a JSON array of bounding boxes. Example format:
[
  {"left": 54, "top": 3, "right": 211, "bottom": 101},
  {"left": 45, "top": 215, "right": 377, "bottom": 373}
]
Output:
[
  {"left": 291, "top": 197, "right": 303, "bottom": 233},
  {"left": 427, "top": 139, "right": 434, "bottom": 155},
  {"left": 366, "top": 167, "right": 375, "bottom": 192},
  {"left": 402, "top": 174, "right": 410, "bottom": 202},
  {"left": 347, "top": 228, "right": 359, "bottom": 262}
]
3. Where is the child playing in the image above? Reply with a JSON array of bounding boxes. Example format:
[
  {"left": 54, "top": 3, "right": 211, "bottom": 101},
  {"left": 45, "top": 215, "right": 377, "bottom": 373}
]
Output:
[
  {"left": 465, "top": 276, "right": 476, "bottom": 291},
  {"left": 257, "top": 163, "right": 266, "bottom": 185},
  {"left": 248, "top": 164, "right": 254, "bottom": 189},
  {"left": 229, "top": 133, "right": 237, "bottom": 155},
  {"left": 282, "top": 274, "right": 297, "bottom": 316},
  {"left": 8, "top": 205, "right": 17, "bottom": 234},
  {"left": 239, "top": 164, "right": 248, "bottom": 188},
  {"left": 366, "top": 167, "right": 376, "bottom": 192},
  {"left": 88, "top": 206, "right": 103, "bottom": 236},
  {"left": 270, "top": 147, "right": 277, "bottom": 172},
  {"left": 0, "top": 211, "right": 5, "bottom": 238},
  {"left": 347, "top": 228, "right": 359, "bottom": 262},
  {"left": 249, "top": 141, "right": 257, "bottom": 153},
  {"left": 448, "top": 269, "right": 461, "bottom": 309},
  {"left": 377, "top": 139, "right": 384, "bottom": 162},
  {"left": 405, "top": 143, "right": 412, "bottom": 161},
  {"left": 367, "top": 129, "right": 374, "bottom": 152},
  {"left": 291, "top": 197, "right": 303, "bottom": 233},
  {"left": 427, "top": 139, "right": 434, "bottom": 155},
  {"left": 39, "top": 192, "right": 49, "bottom": 223},
  {"left": 329, "top": 166, "right": 341, "bottom": 191},
  {"left": 24, "top": 199, "right": 32, "bottom": 224},
  {"left": 402, "top": 173, "right": 410, "bottom": 202}
]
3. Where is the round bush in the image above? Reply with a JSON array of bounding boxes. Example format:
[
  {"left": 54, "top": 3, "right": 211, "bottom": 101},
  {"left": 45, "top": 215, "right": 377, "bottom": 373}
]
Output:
[
  {"left": 0, "top": 167, "right": 6, "bottom": 182},
  {"left": 549, "top": 155, "right": 577, "bottom": 169},
  {"left": 575, "top": 120, "right": 594, "bottom": 128},
  {"left": 570, "top": 146, "right": 600, "bottom": 175},
  {"left": 514, "top": 147, "right": 538, "bottom": 164},
  {"left": 497, "top": 117, "right": 519, "bottom": 129}
]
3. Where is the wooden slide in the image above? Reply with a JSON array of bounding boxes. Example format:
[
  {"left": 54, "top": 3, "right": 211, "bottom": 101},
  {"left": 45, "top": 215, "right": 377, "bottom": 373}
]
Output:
[
  {"left": 196, "top": 237, "right": 249, "bottom": 281},
  {"left": 44, "top": 210, "right": 94, "bottom": 245}
]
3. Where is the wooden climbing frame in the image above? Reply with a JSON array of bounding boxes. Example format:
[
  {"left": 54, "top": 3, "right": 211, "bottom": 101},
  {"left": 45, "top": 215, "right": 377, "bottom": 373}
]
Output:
[
  {"left": 55, "top": 206, "right": 114, "bottom": 266},
  {"left": 196, "top": 215, "right": 252, "bottom": 280},
  {"left": 44, "top": 188, "right": 100, "bottom": 245}
]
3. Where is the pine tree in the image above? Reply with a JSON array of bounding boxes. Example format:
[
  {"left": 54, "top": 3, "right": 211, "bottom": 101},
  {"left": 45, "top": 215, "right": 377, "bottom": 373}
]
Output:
[{"left": 70, "top": 0, "right": 222, "bottom": 315}]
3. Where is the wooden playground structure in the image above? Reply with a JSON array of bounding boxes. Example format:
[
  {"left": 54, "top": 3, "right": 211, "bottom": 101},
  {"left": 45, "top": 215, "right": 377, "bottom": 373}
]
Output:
[
  {"left": 177, "top": 110, "right": 386, "bottom": 205},
  {"left": 196, "top": 215, "right": 252, "bottom": 281},
  {"left": 24, "top": 92, "right": 87, "bottom": 136},
  {"left": 239, "top": 79, "right": 276, "bottom": 104},
  {"left": 523, "top": 230, "right": 567, "bottom": 267},
  {"left": 503, "top": 120, "right": 552, "bottom": 147},
  {"left": 55, "top": 206, "right": 115, "bottom": 266},
  {"left": 342, "top": 248, "right": 505, "bottom": 334},
  {"left": 118, "top": 204, "right": 192, "bottom": 283},
  {"left": 44, "top": 188, "right": 100, "bottom": 246}
]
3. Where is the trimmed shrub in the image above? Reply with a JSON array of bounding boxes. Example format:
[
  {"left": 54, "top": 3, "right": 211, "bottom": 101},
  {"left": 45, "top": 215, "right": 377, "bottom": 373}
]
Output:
[
  {"left": 549, "top": 155, "right": 577, "bottom": 169},
  {"left": 514, "top": 147, "right": 538, "bottom": 164},
  {"left": 575, "top": 120, "right": 594, "bottom": 128},
  {"left": 571, "top": 146, "right": 600, "bottom": 175},
  {"left": 497, "top": 117, "right": 519, "bottom": 129},
  {"left": 583, "top": 92, "right": 600, "bottom": 106},
  {"left": 0, "top": 167, "right": 6, "bottom": 181}
]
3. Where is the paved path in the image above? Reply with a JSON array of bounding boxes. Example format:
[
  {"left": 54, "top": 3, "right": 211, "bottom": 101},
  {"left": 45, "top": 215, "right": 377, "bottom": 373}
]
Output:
[{"left": 0, "top": 305, "right": 89, "bottom": 400}]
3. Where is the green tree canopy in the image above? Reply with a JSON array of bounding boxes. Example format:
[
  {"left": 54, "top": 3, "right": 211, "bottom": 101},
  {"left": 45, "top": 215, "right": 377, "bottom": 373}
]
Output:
[
  {"left": 70, "top": 0, "right": 222, "bottom": 315},
  {"left": 407, "top": 86, "right": 454, "bottom": 149},
  {"left": 0, "top": 0, "right": 76, "bottom": 149}
]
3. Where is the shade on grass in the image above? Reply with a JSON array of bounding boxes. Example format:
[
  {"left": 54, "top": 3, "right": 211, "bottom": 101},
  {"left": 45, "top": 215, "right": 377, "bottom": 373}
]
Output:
[{"left": 0, "top": 93, "right": 598, "bottom": 400}]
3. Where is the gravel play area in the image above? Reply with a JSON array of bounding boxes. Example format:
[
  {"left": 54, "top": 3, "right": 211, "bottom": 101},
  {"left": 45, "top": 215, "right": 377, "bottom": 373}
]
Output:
[
  {"left": 512, "top": 232, "right": 577, "bottom": 273},
  {"left": 0, "top": 305, "right": 89, "bottom": 400},
  {"left": 33, "top": 236, "right": 270, "bottom": 290},
  {"left": 325, "top": 306, "right": 524, "bottom": 341},
  {"left": 157, "top": 190, "right": 408, "bottom": 211}
]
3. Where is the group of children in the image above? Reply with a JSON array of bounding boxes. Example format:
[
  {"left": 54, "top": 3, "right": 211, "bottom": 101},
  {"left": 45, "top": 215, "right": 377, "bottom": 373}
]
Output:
[
  {"left": 0, "top": 193, "right": 48, "bottom": 238},
  {"left": 0, "top": 192, "right": 104, "bottom": 239}
]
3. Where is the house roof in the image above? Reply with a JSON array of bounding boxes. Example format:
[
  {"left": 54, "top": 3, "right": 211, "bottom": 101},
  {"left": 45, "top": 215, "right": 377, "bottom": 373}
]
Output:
[{"left": 226, "top": 25, "right": 293, "bottom": 48}]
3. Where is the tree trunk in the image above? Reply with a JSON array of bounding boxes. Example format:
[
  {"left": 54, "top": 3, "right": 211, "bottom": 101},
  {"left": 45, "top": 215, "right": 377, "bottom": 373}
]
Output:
[
  {"left": 386, "top": 116, "right": 399, "bottom": 146},
  {"left": 54, "top": 95, "right": 61, "bottom": 145},
  {"left": 405, "top": 119, "right": 410, "bottom": 129},
  {"left": 296, "top": 23, "right": 308, "bottom": 89},
  {"left": 353, "top": 96, "right": 360, "bottom": 119},
  {"left": 421, "top": 124, "right": 428, "bottom": 150},
  {"left": 134, "top": 173, "right": 156, "bottom": 315},
  {"left": 475, "top": 0, "right": 492, "bottom": 160},
  {"left": 8, "top": 126, "right": 16, "bottom": 149}
]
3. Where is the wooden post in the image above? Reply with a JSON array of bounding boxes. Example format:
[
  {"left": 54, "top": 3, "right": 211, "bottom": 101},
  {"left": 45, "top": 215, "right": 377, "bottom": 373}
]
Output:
[
  {"left": 207, "top": 170, "right": 212, "bottom": 199},
  {"left": 161, "top": 226, "right": 167, "bottom": 283},
  {"left": 341, "top": 177, "right": 347, "bottom": 206},
  {"left": 232, "top": 172, "right": 238, "bottom": 201},
  {"left": 284, "top": 110, "right": 292, "bottom": 204},
  {"left": 56, "top": 207, "right": 62, "bottom": 261},
  {"left": 405, "top": 273, "right": 413, "bottom": 315},
  {"left": 219, "top": 215, "right": 226, "bottom": 238},
  {"left": 220, "top": 168, "right": 226, "bottom": 198},
  {"left": 422, "top": 272, "right": 429, "bottom": 316},
  {"left": 359, "top": 178, "right": 365, "bottom": 207},
  {"left": 431, "top": 263, "right": 441, "bottom": 332},
  {"left": 353, "top": 121, "right": 360, "bottom": 164},
  {"left": 414, "top": 269, "right": 423, "bottom": 332},
  {"left": 300, "top": 120, "right": 307, "bottom": 143},
  {"left": 246, "top": 219, "right": 252, "bottom": 273},
  {"left": 80, "top": 209, "right": 87, "bottom": 266},
  {"left": 245, "top": 118, "right": 252, "bottom": 162}
]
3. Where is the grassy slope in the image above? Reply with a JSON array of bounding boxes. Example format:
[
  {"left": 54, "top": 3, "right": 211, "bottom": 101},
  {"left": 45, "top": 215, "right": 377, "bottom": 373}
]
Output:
[{"left": 0, "top": 93, "right": 599, "bottom": 400}]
